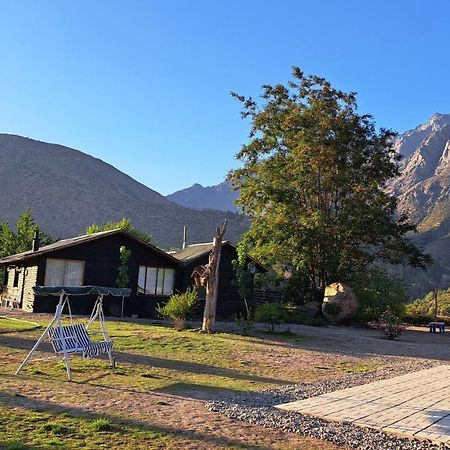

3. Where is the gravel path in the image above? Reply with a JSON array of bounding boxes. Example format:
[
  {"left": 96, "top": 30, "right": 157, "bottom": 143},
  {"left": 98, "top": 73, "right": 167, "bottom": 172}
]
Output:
[{"left": 208, "top": 358, "right": 450, "bottom": 450}]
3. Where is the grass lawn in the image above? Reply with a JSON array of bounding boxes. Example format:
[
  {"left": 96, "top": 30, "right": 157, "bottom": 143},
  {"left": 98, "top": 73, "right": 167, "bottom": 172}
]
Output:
[
  {"left": 0, "top": 313, "right": 384, "bottom": 449},
  {"left": 0, "top": 407, "right": 170, "bottom": 450},
  {"left": 0, "top": 317, "right": 41, "bottom": 334}
]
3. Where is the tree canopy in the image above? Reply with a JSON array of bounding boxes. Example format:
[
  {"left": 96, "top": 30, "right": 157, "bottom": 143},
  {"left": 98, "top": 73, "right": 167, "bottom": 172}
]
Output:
[
  {"left": 228, "top": 68, "right": 430, "bottom": 293},
  {"left": 0, "top": 209, "right": 53, "bottom": 258},
  {"left": 85, "top": 218, "right": 152, "bottom": 244}
]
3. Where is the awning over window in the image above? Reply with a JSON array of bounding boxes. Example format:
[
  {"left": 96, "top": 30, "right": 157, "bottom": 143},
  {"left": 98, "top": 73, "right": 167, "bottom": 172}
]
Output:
[{"left": 32, "top": 286, "right": 132, "bottom": 297}]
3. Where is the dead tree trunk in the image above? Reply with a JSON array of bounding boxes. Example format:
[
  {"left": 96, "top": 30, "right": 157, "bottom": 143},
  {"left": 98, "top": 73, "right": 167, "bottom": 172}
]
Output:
[{"left": 191, "top": 220, "right": 227, "bottom": 333}]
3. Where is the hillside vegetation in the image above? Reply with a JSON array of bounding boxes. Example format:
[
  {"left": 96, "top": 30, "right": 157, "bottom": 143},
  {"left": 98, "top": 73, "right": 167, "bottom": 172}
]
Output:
[{"left": 406, "top": 289, "right": 450, "bottom": 317}]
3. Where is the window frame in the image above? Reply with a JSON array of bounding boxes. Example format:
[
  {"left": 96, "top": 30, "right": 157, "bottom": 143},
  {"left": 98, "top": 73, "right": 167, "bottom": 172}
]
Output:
[
  {"left": 12, "top": 269, "right": 20, "bottom": 288},
  {"left": 137, "top": 266, "right": 175, "bottom": 296},
  {"left": 44, "top": 258, "right": 85, "bottom": 287}
]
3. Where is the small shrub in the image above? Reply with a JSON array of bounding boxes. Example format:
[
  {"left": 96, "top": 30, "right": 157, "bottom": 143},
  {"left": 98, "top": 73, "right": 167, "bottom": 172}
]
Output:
[
  {"left": 375, "top": 308, "right": 405, "bottom": 340},
  {"left": 289, "top": 314, "right": 326, "bottom": 327},
  {"left": 254, "top": 302, "right": 288, "bottom": 332},
  {"left": 40, "top": 422, "right": 69, "bottom": 435},
  {"left": 89, "top": 417, "right": 113, "bottom": 432},
  {"left": 156, "top": 287, "right": 198, "bottom": 331},
  {"left": 234, "top": 311, "right": 254, "bottom": 335}
]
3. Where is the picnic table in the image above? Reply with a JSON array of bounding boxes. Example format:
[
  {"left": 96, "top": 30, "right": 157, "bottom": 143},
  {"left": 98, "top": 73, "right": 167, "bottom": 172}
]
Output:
[{"left": 429, "top": 321, "right": 445, "bottom": 333}]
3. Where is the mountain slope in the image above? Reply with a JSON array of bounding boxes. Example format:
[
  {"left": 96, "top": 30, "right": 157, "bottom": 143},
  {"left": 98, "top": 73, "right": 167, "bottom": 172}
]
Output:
[
  {"left": 388, "top": 113, "right": 450, "bottom": 236},
  {"left": 0, "top": 134, "right": 248, "bottom": 248},
  {"left": 387, "top": 113, "right": 450, "bottom": 297},
  {"left": 167, "top": 181, "right": 239, "bottom": 213}
]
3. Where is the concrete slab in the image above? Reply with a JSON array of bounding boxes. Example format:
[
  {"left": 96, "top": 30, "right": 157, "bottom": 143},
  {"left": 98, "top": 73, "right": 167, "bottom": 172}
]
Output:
[{"left": 276, "top": 365, "right": 450, "bottom": 444}]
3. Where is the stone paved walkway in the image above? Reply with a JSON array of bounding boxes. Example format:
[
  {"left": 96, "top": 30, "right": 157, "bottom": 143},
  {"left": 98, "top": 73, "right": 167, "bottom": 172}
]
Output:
[{"left": 276, "top": 365, "right": 450, "bottom": 444}]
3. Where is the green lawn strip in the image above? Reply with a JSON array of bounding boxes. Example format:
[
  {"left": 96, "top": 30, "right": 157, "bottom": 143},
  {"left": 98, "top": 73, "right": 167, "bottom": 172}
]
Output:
[
  {"left": 0, "top": 405, "right": 171, "bottom": 450},
  {"left": 1, "top": 318, "right": 384, "bottom": 394},
  {"left": 8, "top": 353, "right": 281, "bottom": 394},
  {"left": 0, "top": 317, "right": 42, "bottom": 334}
]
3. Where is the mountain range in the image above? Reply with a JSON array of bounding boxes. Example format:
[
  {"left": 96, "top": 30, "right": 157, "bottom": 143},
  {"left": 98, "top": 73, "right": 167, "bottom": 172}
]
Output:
[
  {"left": 0, "top": 134, "right": 248, "bottom": 249},
  {"left": 387, "top": 113, "right": 450, "bottom": 297},
  {"left": 167, "top": 181, "right": 239, "bottom": 212}
]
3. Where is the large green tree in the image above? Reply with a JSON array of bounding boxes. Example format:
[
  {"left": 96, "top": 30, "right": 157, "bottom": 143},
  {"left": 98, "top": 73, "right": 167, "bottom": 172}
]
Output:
[
  {"left": 229, "top": 68, "right": 430, "bottom": 293},
  {"left": 0, "top": 209, "right": 52, "bottom": 258},
  {"left": 0, "top": 209, "right": 53, "bottom": 285}
]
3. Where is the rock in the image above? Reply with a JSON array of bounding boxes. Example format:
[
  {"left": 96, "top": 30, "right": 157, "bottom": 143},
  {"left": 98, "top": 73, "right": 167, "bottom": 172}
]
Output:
[
  {"left": 296, "top": 302, "right": 321, "bottom": 318},
  {"left": 322, "top": 283, "right": 358, "bottom": 324}
]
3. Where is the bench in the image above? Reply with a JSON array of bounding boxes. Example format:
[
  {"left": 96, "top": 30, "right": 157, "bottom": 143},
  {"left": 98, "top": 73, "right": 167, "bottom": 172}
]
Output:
[
  {"left": 48, "top": 323, "right": 113, "bottom": 358},
  {"left": 429, "top": 321, "right": 445, "bottom": 333},
  {"left": 1, "top": 294, "right": 20, "bottom": 309}
]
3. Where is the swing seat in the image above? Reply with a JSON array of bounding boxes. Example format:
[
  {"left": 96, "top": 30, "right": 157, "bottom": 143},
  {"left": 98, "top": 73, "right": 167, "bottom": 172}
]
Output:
[{"left": 48, "top": 323, "right": 113, "bottom": 358}]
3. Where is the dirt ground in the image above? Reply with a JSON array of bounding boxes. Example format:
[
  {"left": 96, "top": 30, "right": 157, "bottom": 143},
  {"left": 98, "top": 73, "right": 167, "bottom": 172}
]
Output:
[{"left": 2, "top": 310, "right": 450, "bottom": 449}]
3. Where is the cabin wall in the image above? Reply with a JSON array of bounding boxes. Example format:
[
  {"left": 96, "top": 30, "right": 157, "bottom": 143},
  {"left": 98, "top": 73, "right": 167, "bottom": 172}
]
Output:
[
  {"left": 22, "top": 265, "right": 38, "bottom": 311},
  {"left": 5, "top": 262, "right": 38, "bottom": 311},
  {"left": 181, "top": 245, "right": 253, "bottom": 320},
  {"left": 5, "top": 266, "right": 22, "bottom": 303},
  {"left": 32, "top": 234, "right": 181, "bottom": 317}
]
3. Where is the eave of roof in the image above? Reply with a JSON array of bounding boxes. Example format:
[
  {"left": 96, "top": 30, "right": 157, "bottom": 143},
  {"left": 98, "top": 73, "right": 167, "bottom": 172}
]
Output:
[
  {"left": 173, "top": 241, "right": 268, "bottom": 272},
  {"left": 0, "top": 229, "right": 182, "bottom": 266}
]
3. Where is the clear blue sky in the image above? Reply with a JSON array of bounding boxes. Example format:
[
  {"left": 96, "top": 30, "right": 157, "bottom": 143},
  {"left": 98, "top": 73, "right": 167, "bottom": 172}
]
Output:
[{"left": 0, "top": 0, "right": 449, "bottom": 194}]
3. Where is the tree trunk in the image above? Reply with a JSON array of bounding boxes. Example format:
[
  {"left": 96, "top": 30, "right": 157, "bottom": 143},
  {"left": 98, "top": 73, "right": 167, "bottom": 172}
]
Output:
[
  {"left": 202, "top": 221, "right": 227, "bottom": 333},
  {"left": 202, "top": 236, "right": 222, "bottom": 332}
]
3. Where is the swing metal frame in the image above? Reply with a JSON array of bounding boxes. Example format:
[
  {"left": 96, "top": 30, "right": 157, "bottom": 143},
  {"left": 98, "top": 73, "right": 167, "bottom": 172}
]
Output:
[{"left": 16, "top": 285, "right": 131, "bottom": 381}]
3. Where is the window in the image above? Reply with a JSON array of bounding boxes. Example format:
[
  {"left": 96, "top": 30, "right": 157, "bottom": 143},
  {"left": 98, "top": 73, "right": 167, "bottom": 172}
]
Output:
[
  {"left": 13, "top": 270, "right": 20, "bottom": 288},
  {"left": 138, "top": 266, "right": 174, "bottom": 295},
  {"left": 44, "top": 259, "right": 84, "bottom": 286}
]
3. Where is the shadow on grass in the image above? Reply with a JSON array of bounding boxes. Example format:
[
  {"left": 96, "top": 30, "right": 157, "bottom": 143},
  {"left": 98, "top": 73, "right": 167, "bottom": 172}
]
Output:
[
  {"left": 0, "top": 391, "right": 274, "bottom": 450},
  {"left": 0, "top": 333, "right": 290, "bottom": 385},
  {"left": 153, "top": 382, "right": 247, "bottom": 401},
  {"left": 3, "top": 322, "right": 450, "bottom": 372}
]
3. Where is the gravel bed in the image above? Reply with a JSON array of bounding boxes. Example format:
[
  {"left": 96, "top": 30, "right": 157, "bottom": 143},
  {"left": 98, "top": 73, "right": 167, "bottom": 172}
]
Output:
[{"left": 208, "top": 358, "right": 449, "bottom": 449}]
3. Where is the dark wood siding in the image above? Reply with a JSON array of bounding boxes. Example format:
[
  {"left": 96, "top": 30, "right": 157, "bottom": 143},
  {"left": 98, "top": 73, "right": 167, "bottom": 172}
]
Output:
[
  {"left": 31, "top": 234, "right": 181, "bottom": 317},
  {"left": 181, "top": 243, "right": 254, "bottom": 320}
]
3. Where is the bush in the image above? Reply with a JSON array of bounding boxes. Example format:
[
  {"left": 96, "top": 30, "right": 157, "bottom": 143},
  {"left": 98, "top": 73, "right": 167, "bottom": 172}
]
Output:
[
  {"left": 234, "top": 311, "right": 254, "bottom": 335},
  {"left": 89, "top": 417, "right": 113, "bottom": 432},
  {"left": 254, "top": 302, "right": 288, "bottom": 332},
  {"left": 375, "top": 308, "right": 405, "bottom": 340},
  {"left": 287, "top": 313, "right": 325, "bottom": 326},
  {"left": 350, "top": 268, "right": 408, "bottom": 323},
  {"left": 40, "top": 422, "right": 69, "bottom": 435},
  {"left": 156, "top": 287, "right": 198, "bottom": 331}
]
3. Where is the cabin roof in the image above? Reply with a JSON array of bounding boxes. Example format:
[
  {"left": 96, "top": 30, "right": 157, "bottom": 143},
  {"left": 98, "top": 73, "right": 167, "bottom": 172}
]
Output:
[
  {"left": 172, "top": 241, "right": 267, "bottom": 272},
  {"left": 0, "top": 229, "right": 182, "bottom": 266}
]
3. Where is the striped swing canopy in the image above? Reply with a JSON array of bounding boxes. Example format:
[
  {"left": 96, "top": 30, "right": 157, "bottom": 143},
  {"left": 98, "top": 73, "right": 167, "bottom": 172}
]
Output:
[{"left": 32, "top": 285, "right": 131, "bottom": 297}]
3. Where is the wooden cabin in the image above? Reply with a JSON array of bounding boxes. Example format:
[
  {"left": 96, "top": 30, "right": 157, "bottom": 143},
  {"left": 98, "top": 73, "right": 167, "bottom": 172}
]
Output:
[
  {"left": 172, "top": 241, "right": 267, "bottom": 320},
  {"left": 0, "top": 229, "right": 182, "bottom": 316},
  {"left": 0, "top": 231, "right": 269, "bottom": 319}
]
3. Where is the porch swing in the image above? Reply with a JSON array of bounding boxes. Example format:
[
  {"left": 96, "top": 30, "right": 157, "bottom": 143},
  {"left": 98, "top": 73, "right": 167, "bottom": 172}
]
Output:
[{"left": 16, "top": 285, "right": 131, "bottom": 381}]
